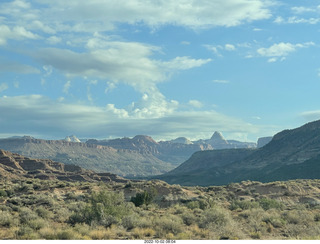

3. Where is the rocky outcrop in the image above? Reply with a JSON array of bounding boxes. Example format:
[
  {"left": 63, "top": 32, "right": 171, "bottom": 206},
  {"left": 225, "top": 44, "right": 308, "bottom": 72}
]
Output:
[{"left": 0, "top": 149, "right": 129, "bottom": 183}]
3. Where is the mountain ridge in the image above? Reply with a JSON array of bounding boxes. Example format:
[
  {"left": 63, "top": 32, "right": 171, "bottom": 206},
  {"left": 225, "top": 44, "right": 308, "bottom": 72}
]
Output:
[{"left": 155, "top": 119, "right": 320, "bottom": 186}]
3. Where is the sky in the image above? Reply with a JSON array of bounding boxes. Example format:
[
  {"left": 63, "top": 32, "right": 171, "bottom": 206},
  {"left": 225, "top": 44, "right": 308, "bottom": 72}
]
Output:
[{"left": 0, "top": 0, "right": 320, "bottom": 142}]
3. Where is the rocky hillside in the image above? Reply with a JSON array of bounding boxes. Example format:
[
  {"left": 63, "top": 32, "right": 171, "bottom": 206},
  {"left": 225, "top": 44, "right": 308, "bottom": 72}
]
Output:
[
  {"left": 0, "top": 137, "right": 173, "bottom": 177},
  {"left": 156, "top": 120, "right": 320, "bottom": 186},
  {"left": 0, "top": 149, "right": 128, "bottom": 183}
]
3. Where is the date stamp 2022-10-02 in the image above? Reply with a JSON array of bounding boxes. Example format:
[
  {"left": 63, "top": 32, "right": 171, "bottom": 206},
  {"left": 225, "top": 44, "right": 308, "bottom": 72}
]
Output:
[{"left": 144, "top": 240, "right": 177, "bottom": 244}]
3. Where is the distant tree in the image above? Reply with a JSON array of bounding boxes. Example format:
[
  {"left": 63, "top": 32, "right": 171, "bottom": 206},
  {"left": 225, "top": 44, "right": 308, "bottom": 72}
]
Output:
[{"left": 131, "top": 187, "right": 157, "bottom": 207}]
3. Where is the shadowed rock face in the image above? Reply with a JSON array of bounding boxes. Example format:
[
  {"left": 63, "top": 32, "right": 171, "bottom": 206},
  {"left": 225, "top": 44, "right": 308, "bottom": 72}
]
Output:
[
  {"left": 0, "top": 149, "right": 129, "bottom": 183},
  {"left": 257, "top": 137, "right": 273, "bottom": 148},
  {"left": 155, "top": 120, "right": 320, "bottom": 186}
]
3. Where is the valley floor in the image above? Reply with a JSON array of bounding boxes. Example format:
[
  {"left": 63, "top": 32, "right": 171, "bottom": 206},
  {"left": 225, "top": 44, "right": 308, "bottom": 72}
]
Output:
[{"left": 1, "top": 178, "right": 320, "bottom": 240}]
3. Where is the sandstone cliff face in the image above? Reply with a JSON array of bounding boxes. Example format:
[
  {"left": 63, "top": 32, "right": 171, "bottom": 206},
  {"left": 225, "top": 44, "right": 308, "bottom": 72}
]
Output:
[
  {"left": 0, "top": 149, "right": 129, "bottom": 183},
  {"left": 0, "top": 138, "right": 173, "bottom": 177}
]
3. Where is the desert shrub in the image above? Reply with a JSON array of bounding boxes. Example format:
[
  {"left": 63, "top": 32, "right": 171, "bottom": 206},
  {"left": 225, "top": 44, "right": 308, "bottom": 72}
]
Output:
[
  {"left": 53, "top": 207, "right": 71, "bottom": 222},
  {"left": 88, "top": 226, "right": 113, "bottom": 240},
  {"left": 260, "top": 209, "right": 285, "bottom": 228},
  {"left": 28, "top": 218, "right": 49, "bottom": 230},
  {"left": 35, "top": 206, "right": 53, "bottom": 219},
  {"left": 259, "top": 198, "right": 284, "bottom": 210},
  {"left": 153, "top": 215, "right": 183, "bottom": 236},
  {"left": 229, "top": 200, "right": 259, "bottom": 211},
  {"left": 121, "top": 213, "right": 139, "bottom": 230},
  {"left": 199, "top": 207, "right": 230, "bottom": 229},
  {"left": 0, "top": 189, "right": 8, "bottom": 197},
  {"left": 186, "top": 201, "right": 200, "bottom": 210},
  {"left": 7, "top": 197, "right": 22, "bottom": 206},
  {"left": 56, "top": 228, "right": 82, "bottom": 240},
  {"left": 132, "top": 227, "right": 156, "bottom": 239},
  {"left": 73, "top": 223, "right": 91, "bottom": 236},
  {"left": 69, "top": 190, "right": 130, "bottom": 227},
  {"left": 284, "top": 224, "right": 308, "bottom": 239},
  {"left": 39, "top": 227, "right": 56, "bottom": 240},
  {"left": 0, "top": 211, "right": 15, "bottom": 227},
  {"left": 135, "top": 216, "right": 152, "bottom": 229},
  {"left": 131, "top": 188, "right": 157, "bottom": 207},
  {"left": 19, "top": 207, "right": 39, "bottom": 224},
  {"left": 181, "top": 211, "right": 197, "bottom": 226},
  {"left": 5, "top": 188, "right": 14, "bottom": 197},
  {"left": 314, "top": 213, "right": 320, "bottom": 222},
  {"left": 15, "top": 225, "right": 39, "bottom": 239},
  {"left": 282, "top": 210, "right": 314, "bottom": 225},
  {"left": 249, "top": 231, "right": 261, "bottom": 239},
  {"left": 17, "top": 183, "right": 34, "bottom": 194}
]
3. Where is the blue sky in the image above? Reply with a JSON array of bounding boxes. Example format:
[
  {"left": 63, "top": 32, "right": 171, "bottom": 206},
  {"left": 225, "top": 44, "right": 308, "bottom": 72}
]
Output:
[{"left": 0, "top": 0, "right": 320, "bottom": 142}]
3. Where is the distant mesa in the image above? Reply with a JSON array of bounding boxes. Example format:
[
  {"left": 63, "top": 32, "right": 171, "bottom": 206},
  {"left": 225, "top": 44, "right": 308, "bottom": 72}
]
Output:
[{"left": 64, "top": 135, "right": 81, "bottom": 143}]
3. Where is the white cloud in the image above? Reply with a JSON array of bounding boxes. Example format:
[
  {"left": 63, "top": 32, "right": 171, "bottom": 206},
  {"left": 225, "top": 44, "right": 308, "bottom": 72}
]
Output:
[
  {"left": 0, "top": 95, "right": 263, "bottom": 141},
  {"left": 188, "top": 100, "right": 203, "bottom": 108},
  {"left": 274, "top": 16, "right": 320, "bottom": 25},
  {"left": 300, "top": 110, "right": 320, "bottom": 121},
  {"left": 0, "top": 24, "right": 39, "bottom": 45},
  {"left": 225, "top": 44, "right": 236, "bottom": 51},
  {"left": 181, "top": 41, "right": 191, "bottom": 45},
  {"left": 63, "top": 81, "right": 72, "bottom": 94},
  {"left": 213, "top": 79, "right": 230, "bottom": 84},
  {"left": 204, "top": 45, "right": 223, "bottom": 56},
  {"left": 204, "top": 43, "right": 237, "bottom": 56},
  {"left": 273, "top": 16, "right": 284, "bottom": 24},
  {"left": 257, "top": 42, "right": 315, "bottom": 61},
  {"left": 26, "top": 0, "right": 272, "bottom": 32},
  {"left": 0, "top": 83, "right": 8, "bottom": 93},
  {"left": 162, "top": 56, "right": 212, "bottom": 70},
  {"left": 47, "top": 36, "right": 62, "bottom": 45},
  {"left": 291, "top": 6, "right": 320, "bottom": 14},
  {"left": 33, "top": 43, "right": 211, "bottom": 95}
]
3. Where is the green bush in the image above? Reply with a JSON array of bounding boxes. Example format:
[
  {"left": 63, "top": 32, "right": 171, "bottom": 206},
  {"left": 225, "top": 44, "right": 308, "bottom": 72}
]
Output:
[
  {"left": 259, "top": 198, "right": 284, "bottom": 210},
  {"left": 0, "top": 189, "right": 8, "bottom": 197},
  {"left": 0, "top": 211, "right": 14, "bottom": 227},
  {"left": 186, "top": 201, "right": 200, "bottom": 210},
  {"left": 131, "top": 188, "right": 157, "bottom": 207},
  {"left": 199, "top": 207, "right": 230, "bottom": 229},
  {"left": 181, "top": 212, "right": 197, "bottom": 226},
  {"left": 153, "top": 215, "right": 183, "bottom": 236},
  {"left": 69, "top": 190, "right": 130, "bottom": 227},
  {"left": 121, "top": 213, "right": 139, "bottom": 230},
  {"left": 19, "top": 207, "right": 39, "bottom": 224}
]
